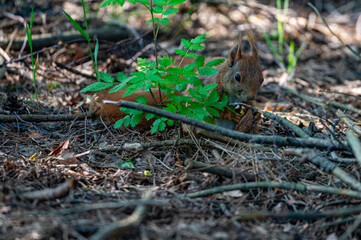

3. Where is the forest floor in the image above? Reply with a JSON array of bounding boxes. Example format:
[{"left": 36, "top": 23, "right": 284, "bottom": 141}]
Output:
[{"left": 1, "top": 0, "right": 361, "bottom": 239}]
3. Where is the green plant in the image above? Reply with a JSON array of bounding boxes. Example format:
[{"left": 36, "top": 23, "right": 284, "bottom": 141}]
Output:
[
  {"left": 26, "top": 9, "right": 39, "bottom": 106},
  {"left": 66, "top": 0, "right": 228, "bottom": 133},
  {"left": 63, "top": 0, "right": 100, "bottom": 81},
  {"left": 264, "top": 0, "right": 306, "bottom": 75}
]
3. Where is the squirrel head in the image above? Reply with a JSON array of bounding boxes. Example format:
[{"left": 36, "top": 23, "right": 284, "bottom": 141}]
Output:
[{"left": 221, "top": 36, "right": 264, "bottom": 105}]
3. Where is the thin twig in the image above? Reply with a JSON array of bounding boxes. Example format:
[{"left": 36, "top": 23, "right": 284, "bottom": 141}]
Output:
[
  {"left": 103, "top": 99, "right": 349, "bottom": 150},
  {"left": 177, "top": 181, "right": 361, "bottom": 199},
  {"left": 346, "top": 131, "right": 361, "bottom": 167},
  {"left": 0, "top": 110, "right": 96, "bottom": 122},
  {"left": 308, "top": 2, "right": 361, "bottom": 61},
  {"left": 283, "top": 87, "right": 361, "bottom": 115},
  {"left": 90, "top": 191, "right": 151, "bottom": 240},
  {"left": 233, "top": 205, "right": 361, "bottom": 221}
]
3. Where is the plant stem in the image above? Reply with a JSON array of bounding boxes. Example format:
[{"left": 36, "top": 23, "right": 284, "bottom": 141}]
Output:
[{"left": 82, "top": 0, "right": 99, "bottom": 81}]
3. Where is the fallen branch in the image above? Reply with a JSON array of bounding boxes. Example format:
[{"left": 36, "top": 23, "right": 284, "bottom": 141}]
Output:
[
  {"left": 263, "top": 110, "right": 310, "bottom": 138},
  {"left": 0, "top": 110, "right": 96, "bottom": 123},
  {"left": 308, "top": 2, "right": 361, "bottom": 61},
  {"left": 91, "top": 191, "right": 151, "bottom": 240},
  {"left": 289, "top": 149, "right": 361, "bottom": 191},
  {"left": 97, "top": 139, "right": 206, "bottom": 153},
  {"left": 233, "top": 205, "right": 361, "bottom": 221},
  {"left": 336, "top": 109, "right": 361, "bottom": 136},
  {"left": 0, "top": 24, "right": 131, "bottom": 50},
  {"left": 283, "top": 87, "right": 361, "bottom": 116},
  {"left": 184, "top": 159, "right": 252, "bottom": 179},
  {"left": 103, "top": 99, "right": 349, "bottom": 151},
  {"left": 177, "top": 181, "right": 361, "bottom": 199},
  {"left": 21, "top": 179, "right": 75, "bottom": 201},
  {"left": 346, "top": 131, "right": 361, "bottom": 166}
]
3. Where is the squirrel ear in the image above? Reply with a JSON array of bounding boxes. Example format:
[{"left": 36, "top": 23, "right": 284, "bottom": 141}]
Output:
[
  {"left": 247, "top": 32, "right": 258, "bottom": 60},
  {"left": 228, "top": 43, "right": 242, "bottom": 67}
]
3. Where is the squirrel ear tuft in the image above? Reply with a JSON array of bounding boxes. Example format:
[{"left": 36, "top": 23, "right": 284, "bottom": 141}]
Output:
[
  {"left": 228, "top": 43, "right": 241, "bottom": 67},
  {"left": 247, "top": 31, "right": 258, "bottom": 60}
]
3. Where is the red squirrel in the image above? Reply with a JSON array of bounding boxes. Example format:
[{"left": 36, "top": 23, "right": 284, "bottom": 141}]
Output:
[{"left": 93, "top": 34, "right": 263, "bottom": 132}]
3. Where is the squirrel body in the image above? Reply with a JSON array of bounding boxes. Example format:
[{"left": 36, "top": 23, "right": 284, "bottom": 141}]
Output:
[{"left": 93, "top": 35, "right": 263, "bottom": 132}]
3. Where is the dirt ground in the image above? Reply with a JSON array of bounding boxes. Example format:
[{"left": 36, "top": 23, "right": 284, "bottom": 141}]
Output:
[{"left": 1, "top": 0, "right": 361, "bottom": 239}]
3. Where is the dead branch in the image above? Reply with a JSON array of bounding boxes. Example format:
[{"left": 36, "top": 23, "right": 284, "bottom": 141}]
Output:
[
  {"left": 336, "top": 109, "right": 361, "bottom": 136},
  {"left": 184, "top": 159, "right": 252, "bottom": 179},
  {"left": 263, "top": 110, "right": 310, "bottom": 138},
  {"left": 0, "top": 24, "right": 131, "bottom": 50},
  {"left": 103, "top": 99, "right": 349, "bottom": 150},
  {"left": 90, "top": 191, "right": 151, "bottom": 240},
  {"left": 97, "top": 139, "right": 210, "bottom": 153},
  {"left": 308, "top": 2, "right": 361, "bottom": 61},
  {"left": 21, "top": 179, "right": 75, "bottom": 201},
  {"left": 283, "top": 87, "right": 361, "bottom": 116},
  {"left": 290, "top": 149, "right": 361, "bottom": 191},
  {"left": 0, "top": 110, "right": 96, "bottom": 123},
  {"left": 233, "top": 205, "right": 361, "bottom": 221},
  {"left": 178, "top": 181, "right": 361, "bottom": 199},
  {"left": 346, "top": 131, "right": 361, "bottom": 166}
]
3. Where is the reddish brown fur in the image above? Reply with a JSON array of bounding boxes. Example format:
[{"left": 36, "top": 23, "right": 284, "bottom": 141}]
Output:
[
  {"left": 93, "top": 89, "right": 167, "bottom": 130},
  {"left": 93, "top": 34, "right": 264, "bottom": 132}
]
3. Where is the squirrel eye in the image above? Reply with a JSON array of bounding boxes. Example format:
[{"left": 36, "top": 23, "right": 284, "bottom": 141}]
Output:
[{"left": 235, "top": 73, "right": 241, "bottom": 82}]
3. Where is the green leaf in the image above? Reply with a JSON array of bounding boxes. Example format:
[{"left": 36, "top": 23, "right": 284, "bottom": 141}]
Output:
[
  {"left": 131, "top": 113, "right": 142, "bottom": 127},
  {"left": 185, "top": 53, "right": 197, "bottom": 57},
  {"left": 151, "top": 119, "right": 161, "bottom": 134},
  {"left": 206, "top": 106, "right": 220, "bottom": 117},
  {"left": 190, "top": 44, "right": 205, "bottom": 51},
  {"left": 117, "top": 0, "right": 125, "bottom": 6},
  {"left": 203, "top": 83, "right": 217, "bottom": 92},
  {"left": 120, "top": 160, "right": 135, "bottom": 169},
  {"left": 184, "top": 64, "right": 194, "bottom": 72},
  {"left": 101, "top": 0, "right": 112, "bottom": 7},
  {"left": 152, "top": 6, "right": 163, "bottom": 13},
  {"left": 117, "top": 72, "right": 128, "bottom": 82},
  {"left": 135, "top": 96, "right": 148, "bottom": 104},
  {"left": 167, "top": 119, "right": 174, "bottom": 126},
  {"left": 100, "top": 72, "right": 114, "bottom": 83},
  {"left": 165, "top": 103, "right": 177, "bottom": 113},
  {"left": 147, "top": 17, "right": 159, "bottom": 23},
  {"left": 213, "top": 93, "right": 228, "bottom": 108},
  {"left": 159, "top": 56, "right": 172, "bottom": 67},
  {"left": 191, "top": 34, "right": 206, "bottom": 44},
  {"left": 194, "top": 55, "right": 205, "bottom": 69},
  {"left": 205, "top": 58, "right": 225, "bottom": 67},
  {"left": 146, "top": 70, "right": 161, "bottom": 82},
  {"left": 80, "top": 82, "right": 113, "bottom": 93},
  {"left": 26, "top": 25, "right": 32, "bottom": 50},
  {"left": 94, "top": 39, "right": 99, "bottom": 77},
  {"left": 199, "top": 67, "right": 218, "bottom": 76},
  {"left": 163, "top": 8, "right": 178, "bottom": 15},
  {"left": 123, "top": 115, "right": 131, "bottom": 127},
  {"left": 62, "top": 10, "right": 88, "bottom": 39},
  {"left": 145, "top": 113, "right": 155, "bottom": 120},
  {"left": 159, "top": 18, "right": 169, "bottom": 25},
  {"left": 128, "top": 0, "right": 136, "bottom": 4},
  {"left": 153, "top": 0, "right": 167, "bottom": 5},
  {"left": 158, "top": 121, "right": 166, "bottom": 131},
  {"left": 168, "top": 0, "right": 186, "bottom": 5},
  {"left": 181, "top": 39, "right": 191, "bottom": 49},
  {"left": 207, "top": 89, "right": 219, "bottom": 103},
  {"left": 176, "top": 83, "right": 187, "bottom": 91},
  {"left": 114, "top": 118, "right": 125, "bottom": 129},
  {"left": 109, "top": 80, "right": 129, "bottom": 93},
  {"left": 30, "top": 9, "right": 34, "bottom": 28},
  {"left": 137, "top": 0, "right": 150, "bottom": 5},
  {"left": 174, "top": 49, "right": 186, "bottom": 56}
]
